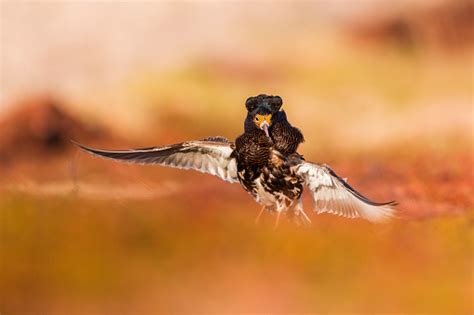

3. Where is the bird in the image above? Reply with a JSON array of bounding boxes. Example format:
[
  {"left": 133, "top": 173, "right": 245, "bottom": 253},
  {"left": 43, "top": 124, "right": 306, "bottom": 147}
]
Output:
[{"left": 73, "top": 95, "right": 396, "bottom": 227}]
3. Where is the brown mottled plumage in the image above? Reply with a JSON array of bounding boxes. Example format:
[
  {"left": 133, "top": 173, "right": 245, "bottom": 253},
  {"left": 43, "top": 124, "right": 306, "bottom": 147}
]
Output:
[
  {"left": 270, "top": 110, "right": 304, "bottom": 156},
  {"left": 235, "top": 128, "right": 272, "bottom": 166},
  {"left": 73, "top": 95, "right": 396, "bottom": 227}
]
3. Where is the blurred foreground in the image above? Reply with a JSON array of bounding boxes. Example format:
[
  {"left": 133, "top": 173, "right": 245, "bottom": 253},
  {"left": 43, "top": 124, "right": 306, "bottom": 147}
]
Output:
[{"left": 1, "top": 192, "right": 472, "bottom": 314}]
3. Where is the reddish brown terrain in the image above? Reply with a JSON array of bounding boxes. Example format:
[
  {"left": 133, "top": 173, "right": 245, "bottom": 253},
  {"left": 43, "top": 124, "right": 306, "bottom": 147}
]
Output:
[{"left": 1, "top": 1, "right": 472, "bottom": 314}]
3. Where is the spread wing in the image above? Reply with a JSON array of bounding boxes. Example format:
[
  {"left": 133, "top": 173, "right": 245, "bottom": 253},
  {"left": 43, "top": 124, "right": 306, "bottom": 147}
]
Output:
[
  {"left": 296, "top": 162, "right": 397, "bottom": 222},
  {"left": 73, "top": 137, "right": 238, "bottom": 183}
]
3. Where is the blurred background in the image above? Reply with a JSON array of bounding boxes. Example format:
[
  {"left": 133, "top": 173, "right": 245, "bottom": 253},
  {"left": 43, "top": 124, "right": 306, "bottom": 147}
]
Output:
[{"left": 1, "top": 1, "right": 473, "bottom": 314}]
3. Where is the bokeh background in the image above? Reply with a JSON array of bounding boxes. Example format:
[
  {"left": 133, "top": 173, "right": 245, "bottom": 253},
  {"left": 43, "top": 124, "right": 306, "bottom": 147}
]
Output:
[{"left": 1, "top": 1, "right": 473, "bottom": 314}]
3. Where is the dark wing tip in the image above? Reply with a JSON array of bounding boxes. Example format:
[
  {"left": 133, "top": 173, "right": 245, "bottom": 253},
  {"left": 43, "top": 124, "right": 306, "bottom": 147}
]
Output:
[
  {"left": 71, "top": 139, "right": 90, "bottom": 152},
  {"left": 70, "top": 140, "right": 126, "bottom": 159},
  {"left": 322, "top": 164, "right": 398, "bottom": 207},
  {"left": 71, "top": 140, "right": 99, "bottom": 154},
  {"left": 386, "top": 200, "right": 399, "bottom": 207}
]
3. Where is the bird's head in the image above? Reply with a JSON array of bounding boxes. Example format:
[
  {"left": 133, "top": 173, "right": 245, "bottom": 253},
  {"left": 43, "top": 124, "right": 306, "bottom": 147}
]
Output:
[
  {"left": 245, "top": 94, "right": 282, "bottom": 137},
  {"left": 252, "top": 110, "right": 272, "bottom": 137},
  {"left": 245, "top": 94, "right": 282, "bottom": 114}
]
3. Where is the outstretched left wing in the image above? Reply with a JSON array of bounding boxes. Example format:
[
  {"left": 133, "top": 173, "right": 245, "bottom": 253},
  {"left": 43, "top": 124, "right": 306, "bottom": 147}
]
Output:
[
  {"left": 73, "top": 137, "right": 238, "bottom": 183},
  {"left": 296, "top": 162, "right": 397, "bottom": 222}
]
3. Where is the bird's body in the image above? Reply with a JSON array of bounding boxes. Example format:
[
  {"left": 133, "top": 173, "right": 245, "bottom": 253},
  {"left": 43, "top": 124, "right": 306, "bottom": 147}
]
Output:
[
  {"left": 236, "top": 147, "right": 304, "bottom": 212},
  {"left": 74, "top": 94, "right": 396, "bottom": 226},
  {"left": 234, "top": 103, "right": 306, "bottom": 222}
]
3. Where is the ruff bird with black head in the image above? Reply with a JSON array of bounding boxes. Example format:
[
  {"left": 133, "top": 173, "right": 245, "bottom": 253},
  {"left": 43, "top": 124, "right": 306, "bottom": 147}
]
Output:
[{"left": 74, "top": 95, "right": 396, "bottom": 228}]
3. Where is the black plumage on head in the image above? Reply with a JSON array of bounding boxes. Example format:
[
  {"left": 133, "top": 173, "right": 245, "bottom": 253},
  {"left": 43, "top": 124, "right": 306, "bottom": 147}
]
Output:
[
  {"left": 245, "top": 94, "right": 282, "bottom": 114},
  {"left": 244, "top": 104, "right": 272, "bottom": 134},
  {"left": 244, "top": 94, "right": 304, "bottom": 156}
]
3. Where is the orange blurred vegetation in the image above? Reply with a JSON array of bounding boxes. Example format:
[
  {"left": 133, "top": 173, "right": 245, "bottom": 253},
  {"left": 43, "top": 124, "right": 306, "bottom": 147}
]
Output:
[{"left": 0, "top": 1, "right": 473, "bottom": 314}]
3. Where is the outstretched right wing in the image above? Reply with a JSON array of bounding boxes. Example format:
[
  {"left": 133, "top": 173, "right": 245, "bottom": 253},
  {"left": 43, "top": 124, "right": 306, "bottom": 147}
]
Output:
[
  {"left": 296, "top": 162, "right": 397, "bottom": 222},
  {"left": 73, "top": 137, "right": 238, "bottom": 183}
]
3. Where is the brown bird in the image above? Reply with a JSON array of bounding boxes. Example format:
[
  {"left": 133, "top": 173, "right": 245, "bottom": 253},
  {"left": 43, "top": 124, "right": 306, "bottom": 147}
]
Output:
[{"left": 74, "top": 95, "right": 396, "bottom": 227}]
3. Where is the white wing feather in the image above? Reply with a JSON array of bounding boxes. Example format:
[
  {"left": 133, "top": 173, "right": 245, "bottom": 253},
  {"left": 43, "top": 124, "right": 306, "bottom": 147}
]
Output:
[
  {"left": 297, "top": 162, "right": 396, "bottom": 222},
  {"left": 73, "top": 138, "right": 238, "bottom": 183}
]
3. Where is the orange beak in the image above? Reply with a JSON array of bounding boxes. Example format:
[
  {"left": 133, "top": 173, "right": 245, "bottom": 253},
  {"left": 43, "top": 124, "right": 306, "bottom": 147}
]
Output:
[{"left": 255, "top": 114, "right": 272, "bottom": 137}]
